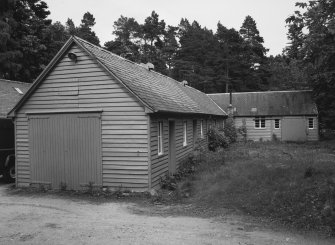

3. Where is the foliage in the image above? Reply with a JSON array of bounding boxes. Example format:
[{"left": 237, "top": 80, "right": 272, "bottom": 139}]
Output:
[
  {"left": 267, "top": 55, "right": 310, "bottom": 90},
  {"left": 207, "top": 128, "right": 229, "bottom": 151},
  {"left": 223, "top": 118, "right": 237, "bottom": 143},
  {"left": 237, "top": 124, "right": 247, "bottom": 142},
  {"left": 0, "top": 0, "right": 52, "bottom": 82},
  {"left": 0, "top": 1, "right": 100, "bottom": 82},
  {"left": 285, "top": 0, "right": 335, "bottom": 129},
  {"left": 191, "top": 141, "right": 335, "bottom": 235},
  {"left": 104, "top": 12, "right": 272, "bottom": 93}
]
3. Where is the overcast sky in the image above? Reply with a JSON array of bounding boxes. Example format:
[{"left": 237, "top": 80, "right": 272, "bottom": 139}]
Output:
[{"left": 44, "top": 0, "right": 303, "bottom": 56}]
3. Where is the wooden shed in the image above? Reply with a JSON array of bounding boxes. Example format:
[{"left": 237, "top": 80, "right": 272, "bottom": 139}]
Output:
[
  {"left": 0, "top": 79, "right": 30, "bottom": 180},
  {"left": 0, "top": 79, "right": 30, "bottom": 148},
  {"left": 208, "top": 91, "right": 319, "bottom": 141},
  {"left": 9, "top": 36, "right": 226, "bottom": 191}
]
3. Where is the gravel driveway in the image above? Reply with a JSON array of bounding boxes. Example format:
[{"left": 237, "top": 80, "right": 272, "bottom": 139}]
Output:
[{"left": 0, "top": 184, "right": 334, "bottom": 245}]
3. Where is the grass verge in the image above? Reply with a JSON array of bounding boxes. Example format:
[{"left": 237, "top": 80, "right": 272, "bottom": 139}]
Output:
[{"left": 176, "top": 140, "right": 335, "bottom": 235}]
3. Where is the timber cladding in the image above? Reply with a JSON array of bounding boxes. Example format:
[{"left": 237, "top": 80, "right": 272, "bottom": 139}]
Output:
[
  {"left": 15, "top": 45, "right": 149, "bottom": 191},
  {"left": 150, "top": 116, "right": 223, "bottom": 189},
  {"left": 11, "top": 36, "right": 226, "bottom": 191}
]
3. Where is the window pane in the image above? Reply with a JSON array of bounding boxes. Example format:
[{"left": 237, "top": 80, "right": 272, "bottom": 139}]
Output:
[
  {"left": 308, "top": 118, "right": 314, "bottom": 129},
  {"left": 183, "top": 121, "right": 187, "bottom": 146},
  {"left": 158, "top": 122, "right": 163, "bottom": 154},
  {"left": 255, "top": 117, "right": 259, "bottom": 128},
  {"left": 261, "top": 117, "right": 265, "bottom": 128}
]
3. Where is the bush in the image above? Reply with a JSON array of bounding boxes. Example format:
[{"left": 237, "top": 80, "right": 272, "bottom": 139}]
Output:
[
  {"left": 237, "top": 125, "right": 247, "bottom": 142},
  {"left": 223, "top": 118, "right": 237, "bottom": 143},
  {"left": 207, "top": 128, "right": 229, "bottom": 151}
]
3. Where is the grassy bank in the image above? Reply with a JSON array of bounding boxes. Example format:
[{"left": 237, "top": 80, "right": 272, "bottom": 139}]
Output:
[{"left": 184, "top": 141, "right": 335, "bottom": 235}]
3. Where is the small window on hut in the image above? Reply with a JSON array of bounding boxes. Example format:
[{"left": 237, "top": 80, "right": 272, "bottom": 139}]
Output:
[
  {"left": 158, "top": 122, "right": 163, "bottom": 155},
  {"left": 14, "top": 87, "right": 23, "bottom": 94},
  {"left": 308, "top": 118, "right": 314, "bottom": 129},
  {"left": 183, "top": 121, "right": 187, "bottom": 146},
  {"left": 200, "top": 120, "right": 204, "bottom": 138},
  {"left": 274, "top": 119, "right": 280, "bottom": 129},
  {"left": 255, "top": 117, "right": 265, "bottom": 129}
]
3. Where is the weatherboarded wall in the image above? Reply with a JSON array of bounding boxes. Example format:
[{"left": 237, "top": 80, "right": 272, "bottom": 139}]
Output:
[
  {"left": 234, "top": 116, "right": 318, "bottom": 142},
  {"left": 149, "top": 116, "right": 224, "bottom": 189},
  {"left": 15, "top": 44, "right": 150, "bottom": 191}
]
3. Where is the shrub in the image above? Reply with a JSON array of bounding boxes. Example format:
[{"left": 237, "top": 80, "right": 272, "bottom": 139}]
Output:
[
  {"left": 237, "top": 125, "right": 247, "bottom": 142},
  {"left": 207, "top": 128, "right": 229, "bottom": 151},
  {"left": 223, "top": 118, "right": 237, "bottom": 143}
]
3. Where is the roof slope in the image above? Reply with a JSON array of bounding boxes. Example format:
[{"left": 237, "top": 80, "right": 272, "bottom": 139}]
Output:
[
  {"left": 208, "top": 91, "right": 318, "bottom": 116},
  {"left": 74, "top": 37, "right": 225, "bottom": 116},
  {"left": 0, "top": 79, "right": 30, "bottom": 118}
]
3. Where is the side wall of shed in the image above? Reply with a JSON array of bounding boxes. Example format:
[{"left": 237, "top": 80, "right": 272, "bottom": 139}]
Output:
[
  {"left": 150, "top": 116, "right": 222, "bottom": 189},
  {"left": 15, "top": 44, "right": 149, "bottom": 191}
]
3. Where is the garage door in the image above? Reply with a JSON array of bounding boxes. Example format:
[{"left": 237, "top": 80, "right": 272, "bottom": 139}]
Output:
[
  {"left": 29, "top": 113, "right": 101, "bottom": 190},
  {"left": 281, "top": 118, "right": 307, "bottom": 141}
]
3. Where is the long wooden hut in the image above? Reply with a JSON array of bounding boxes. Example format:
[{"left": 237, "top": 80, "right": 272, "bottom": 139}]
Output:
[
  {"left": 209, "top": 91, "right": 318, "bottom": 141},
  {"left": 9, "top": 36, "right": 226, "bottom": 191}
]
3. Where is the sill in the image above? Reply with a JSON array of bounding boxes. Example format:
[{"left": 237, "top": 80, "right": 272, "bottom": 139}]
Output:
[
  {"left": 183, "top": 144, "right": 188, "bottom": 147},
  {"left": 254, "top": 128, "right": 266, "bottom": 130}
]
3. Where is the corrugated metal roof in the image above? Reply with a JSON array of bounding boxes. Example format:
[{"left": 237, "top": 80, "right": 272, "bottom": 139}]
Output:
[
  {"left": 74, "top": 37, "right": 226, "bottom": 116},
  {"left": 208, "top": 91, "right": 318, "bottom": 116},
  {"left": 0, "top": 79, "right": 30, "bottom": 118}
]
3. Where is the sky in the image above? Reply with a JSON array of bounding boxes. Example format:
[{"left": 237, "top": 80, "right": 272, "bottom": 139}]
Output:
[{"left": 44, "top": 0, "right": 303, "bottom": 56}]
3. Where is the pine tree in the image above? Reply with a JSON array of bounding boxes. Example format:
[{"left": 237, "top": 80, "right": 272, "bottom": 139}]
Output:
[{"left": 77, "top": 12, "right": 100, "bottom": 46}]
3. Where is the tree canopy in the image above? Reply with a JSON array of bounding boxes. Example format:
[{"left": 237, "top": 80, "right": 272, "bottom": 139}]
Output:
[
  {"left": 285, "top": 0, "right": 335, "bottom": 129},
  {"left": 1, "top": 2, "right": 333, "bottom": 130}
]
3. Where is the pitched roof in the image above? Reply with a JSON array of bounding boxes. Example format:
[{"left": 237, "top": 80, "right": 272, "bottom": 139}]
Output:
[
  {"left": 74, "top": 37, "right": 225, "bottom": 116},
  {"left": 0, "top": 79, "right": 30, "bottom": 118},
  {"left": 208, "top": 90, "right": 318, "bottom": 116},
  {"left": 10, "top": 36, "right": 225, "bottom": 117}
]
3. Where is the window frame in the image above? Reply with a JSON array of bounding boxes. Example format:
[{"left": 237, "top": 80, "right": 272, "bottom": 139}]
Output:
[
  {"left": 274, "top": 119, "right": 280, "bottom": 129},
  {"left": 157, "top": 121, "right": 164, "bottom": 155},
  {"left": 183, "top": 121, "right": 187, "bottom": 146},
  {"left": 255, "top": 116, "right": 266, "bottom": 129},
  {"left": 200, "top": 120, "right": 204, "bottom": 138},
  {"left": 308, "top": 118, "right": 314, "bottom": 129}
]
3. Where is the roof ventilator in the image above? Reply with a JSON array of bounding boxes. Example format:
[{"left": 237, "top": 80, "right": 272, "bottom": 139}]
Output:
[
  {"left": 68, "top": 52, "right": 77, "bottom": 63},
  {"left": 181, "top": 80, "right": 188, "bottom": 86},
  {"left": 140, "top": 62, "right": 154, "bottom": 71}
]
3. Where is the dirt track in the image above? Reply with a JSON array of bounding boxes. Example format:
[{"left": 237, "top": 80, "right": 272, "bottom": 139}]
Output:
[{"left": 0, "top": 184, "right": 334, "bottom": 245}]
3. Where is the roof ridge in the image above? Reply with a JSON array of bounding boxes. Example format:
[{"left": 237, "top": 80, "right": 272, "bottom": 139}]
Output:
[{"left": 208, "top": 90, "right": 312, "bottom": 95}]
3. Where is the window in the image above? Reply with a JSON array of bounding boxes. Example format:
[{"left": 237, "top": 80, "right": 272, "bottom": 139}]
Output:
[
  {"left": 158, "top": 122, "right": 163, "bottom": 155},
  {"left": 308, "top": 118, "right": 314, "bottom": 129},
  {"left": 255, "top": 117, "right": 265, "bottom": 128},
  {"left": 274, "top": 119, "right": 280, "bottom": 129},
  {"left": 200, "top": 120, "right": 204, "bottom": 138},
  {"left": 183, "top": 121, "right": 187, "bottom": 146},
  {"left": 14, "top": 87, "right": 23, "bottom": 94}
]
